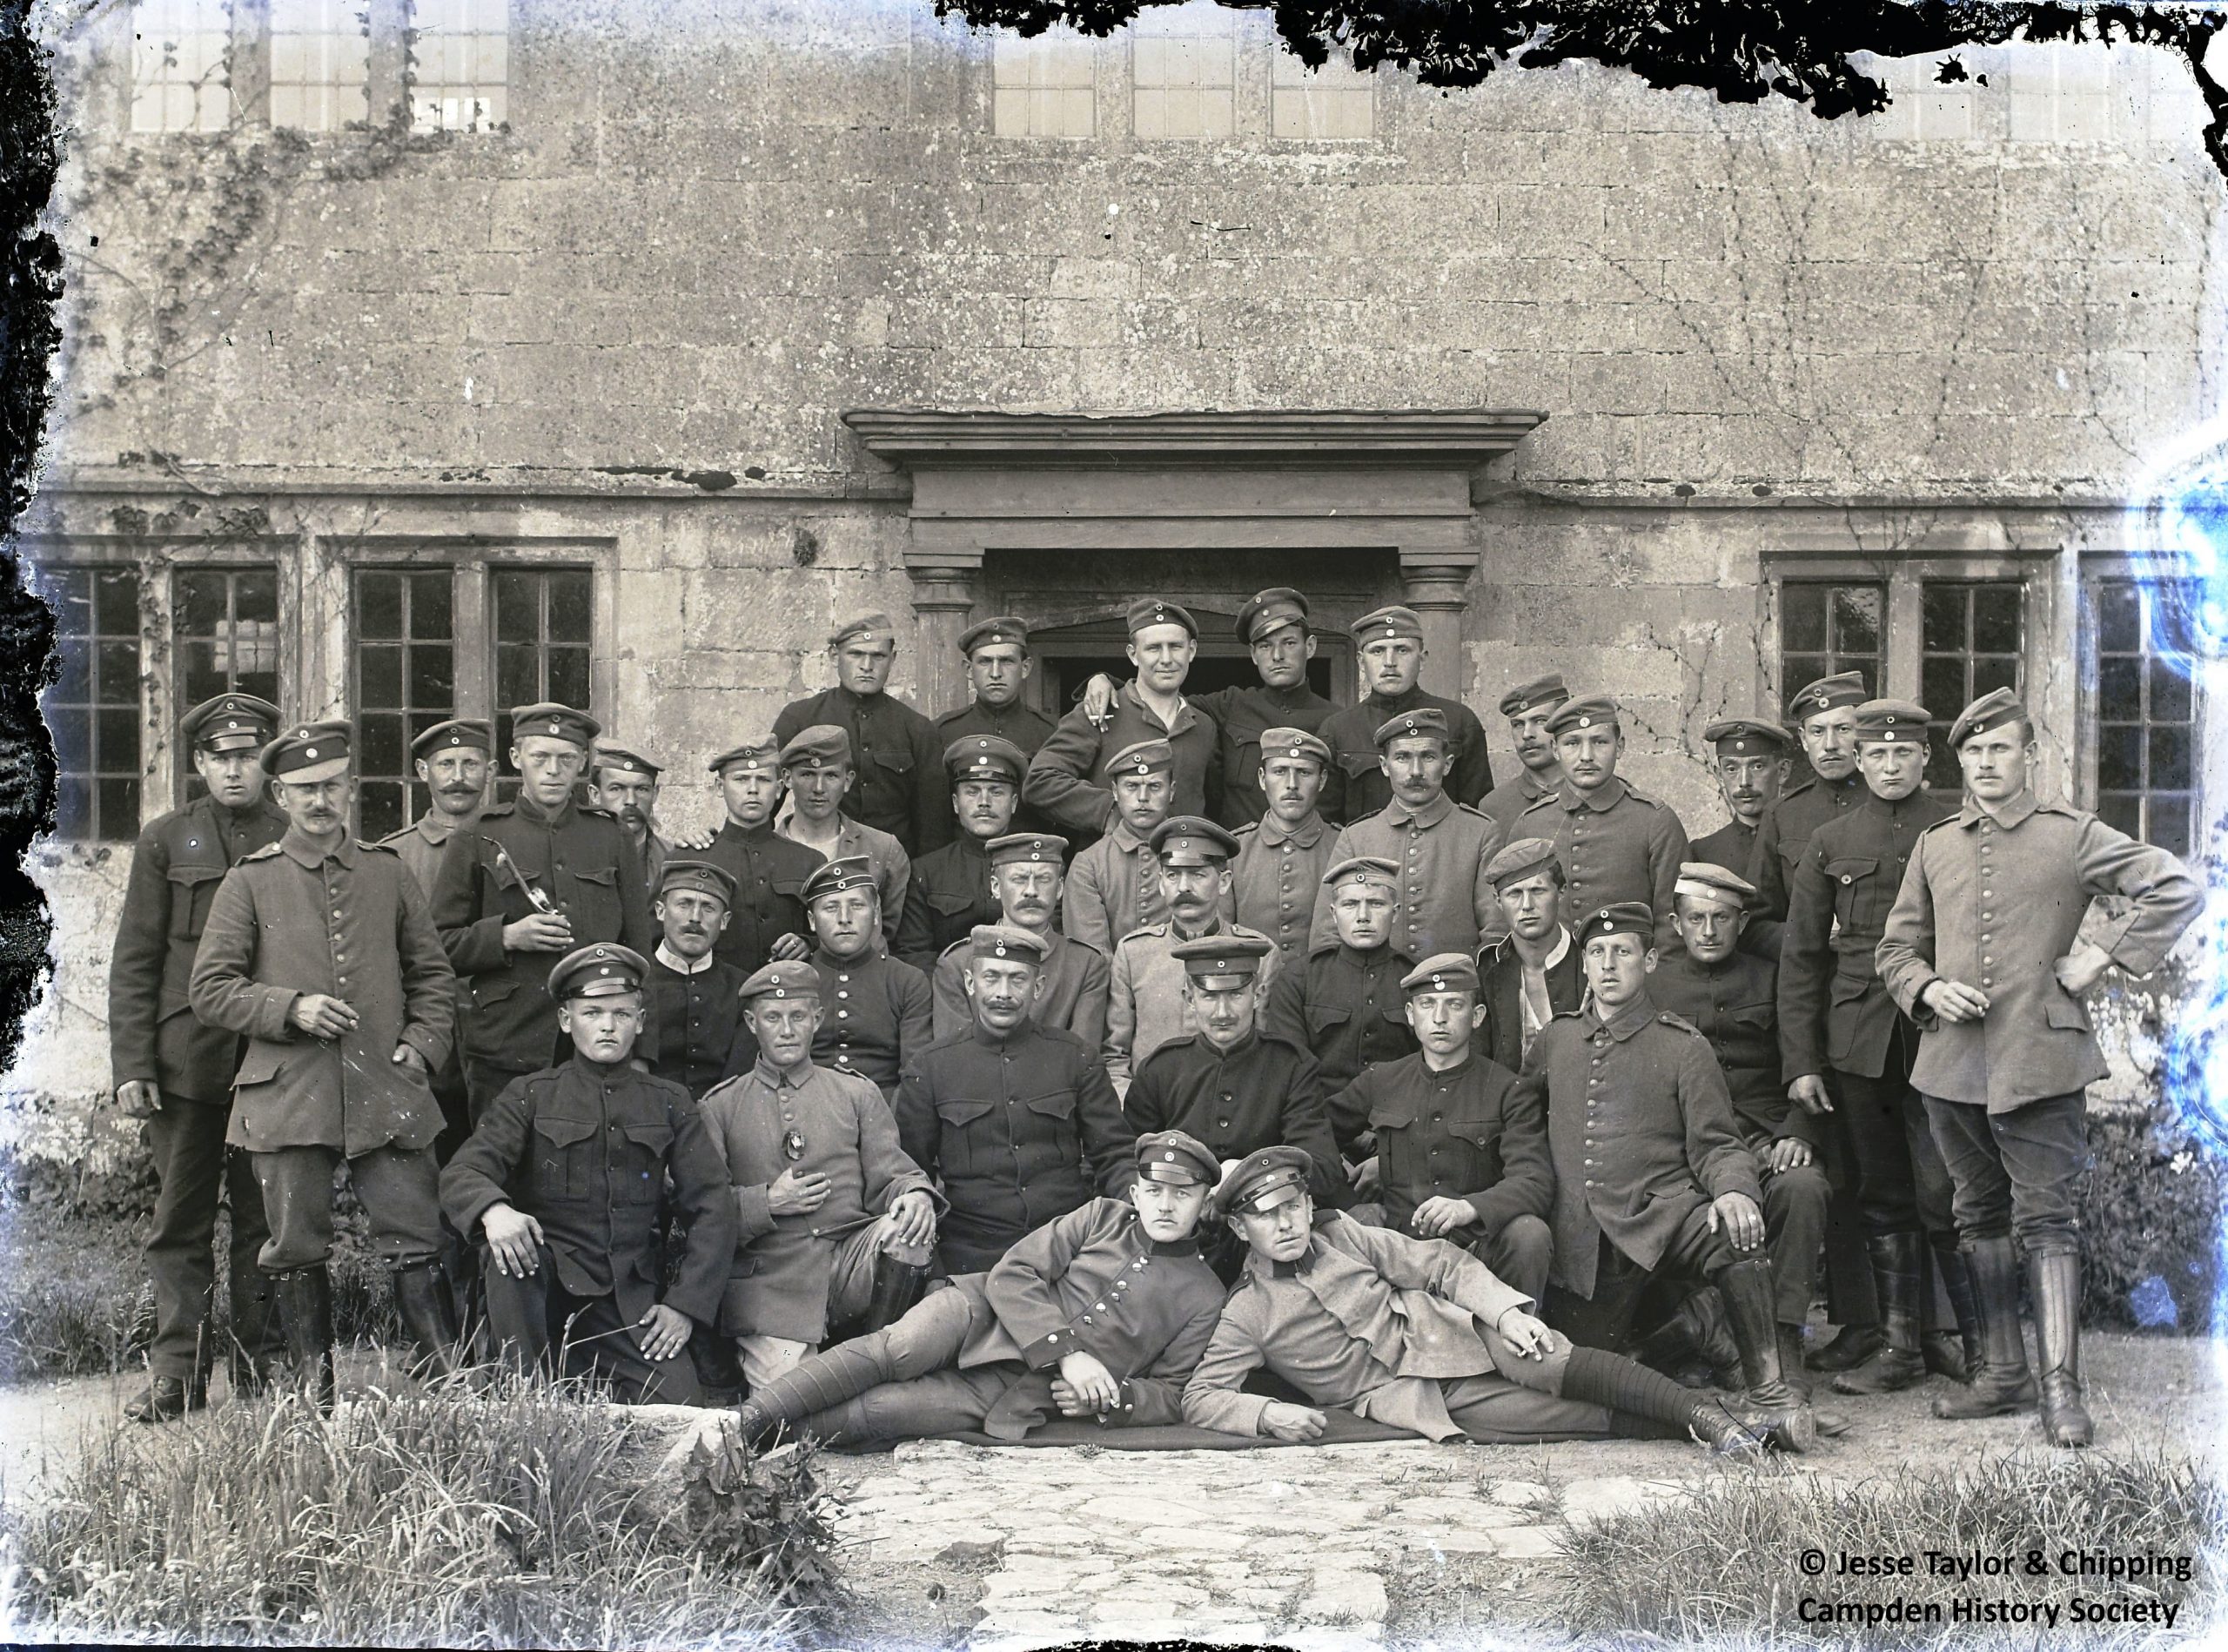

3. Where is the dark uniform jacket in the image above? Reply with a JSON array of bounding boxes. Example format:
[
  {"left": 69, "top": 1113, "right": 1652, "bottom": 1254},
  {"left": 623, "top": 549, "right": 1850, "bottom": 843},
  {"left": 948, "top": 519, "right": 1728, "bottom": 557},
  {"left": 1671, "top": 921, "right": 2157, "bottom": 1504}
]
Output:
[
  {"left": 1648, "top": 951, "right": 1813, "bottom": 1147},
  {"left": 431, "top": 793, "right": 655, "bottom": 1074},
  {"left": 894, "top": 835, "right": 1000, "bottom": 970},
  {"left": 931, "top": 698, "right": 1058, "bottom": 833},
  {"left": 1777, "top": 790, "right": 1951, "bottom": 1081},
  {"left": 1522, "top": 995, "right": 1759, "bottom": 1298},
  {"left": 188, "top": 830, "right": 453, "bottom": 1156},
  {"left": 1124, "top": 1031, "right": 1352, "bottom": 1209},
  {"left": 1260, "top": 941, "right": 1419, "bottom": 1096},
  {"left": 1328, "top": 1051, "right": 1552, "bottom": 1238},
  {"left": 645, "top": 952, "right": 753, "bottom": 1096},
  {"left": 775, "top": 684, "right": 950, "bottom": 856},
  {"left": 1023, "top": 683, "right": 1220, "bottom": 836},
  {"left": 699, "top": 818, "right": 822, "bottom": 976},
  {"left": 1688, "top": 816, "right": 1758, "bottom": 876},
  {"left": 1513, "top": 777, "right": 1688, "bottom": 951},
  {"left": 1477, "top": 765, "right": 1556, "bottom": 835},
  {"left": 1748, "top": 769, "right": 1868, "bottom": 935},
  {"left": 1318, "top": 687, "right": 1493, "bottom": 825},
  {"left": 1188, "top": 682, "right": 1339, "bottom": 830},
  {"left": 930, "top": 930, "right": 1111, "bottom": 1051},
  {"left": 805, "top": 947, "right": 933, "bottom": 1097},
  {"left": 896, "top": 1022, "right": 1137, "bottom": 1273},
  {"left": 1478, "top": 932, "right": 1585, "bottom": 1075},
  {"left": 110, "top": 794, "right": 287, "bottom": 1103},
  {"left": 440, "top": 1055, "right": 735, "bottom": 1328}
]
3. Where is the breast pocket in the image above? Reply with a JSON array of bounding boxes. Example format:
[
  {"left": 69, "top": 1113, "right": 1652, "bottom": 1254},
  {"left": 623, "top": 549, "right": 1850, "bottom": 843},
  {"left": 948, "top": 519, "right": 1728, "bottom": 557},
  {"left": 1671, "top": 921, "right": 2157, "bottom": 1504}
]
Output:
[
  {"left": 567, "top": 863, "right": 622, "bottom": 938},
  {"left": 1447, "top": 1117, "right": 1504, "bottom": 1177},
  {"left": 1823, "top": 857, "right": 1880, "bottom": 931},
  {"left": 1023, "top": 1089, "right": 1078, "bottom": 1156},
  {"left": 618, "top": 1122, "right": 673, "bottom": 1205},
  {"left": 1336, "top": 751, "right": 1381, "bottom": 786},
  {"left": 1307, "top": 1004, "right": 1353, "bottom": 1041},
  {"left": 166, "top": 862, "right": 228, "bottom": 943},
  {"left": 934, "top": 1098, "right": 996, "bottom": 1176},
  {"left": 531, "top": 1115, "right": 597, "bottom": 1201},
  {"left": 869, "top": 745, "right": 916, "bottom": 796}
]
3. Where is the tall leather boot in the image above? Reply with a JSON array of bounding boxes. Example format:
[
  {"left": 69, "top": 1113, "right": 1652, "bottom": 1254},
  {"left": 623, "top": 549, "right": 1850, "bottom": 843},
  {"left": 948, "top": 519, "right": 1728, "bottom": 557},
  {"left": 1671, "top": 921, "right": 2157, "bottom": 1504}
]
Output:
[
  {"left": 276, "top": 1266, "right": 338, "bottom": 1416},
  {"left": 1924, "top": 1240, "right": 1978, "bottom": 1382},
  {"left": 862, "top": 1253, "right": 928, "bottom": 1333},
  {"left": 1834, "top": 1232, "right": 1928, "bottom": 1394},
  {"left": 1712, "top": 1258, "right": 1816, "bottom": 1449},
  {"left": 2029, "top": 1250, "right": 2092, "bottom": 1448},
  {"left": 393, "top": 1259, "right": 465, "bottom": 1381},
  {"left": 1931, "top": 1237, "right": 2036, "bottom": 1420}
]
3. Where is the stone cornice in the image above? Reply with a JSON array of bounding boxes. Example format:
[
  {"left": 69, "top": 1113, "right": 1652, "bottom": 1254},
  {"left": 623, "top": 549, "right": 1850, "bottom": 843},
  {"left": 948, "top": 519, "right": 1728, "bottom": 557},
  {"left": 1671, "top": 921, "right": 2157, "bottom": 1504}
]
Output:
[{"left": 839, "top": 407, "right": 1550, "bottom": 467}]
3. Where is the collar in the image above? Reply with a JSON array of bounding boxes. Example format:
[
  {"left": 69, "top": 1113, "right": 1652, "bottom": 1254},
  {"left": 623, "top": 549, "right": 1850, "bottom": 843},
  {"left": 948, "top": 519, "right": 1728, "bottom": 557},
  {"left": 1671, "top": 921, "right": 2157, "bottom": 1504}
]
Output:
[
  {"left": 1863, "top": 791, "right": 1933, "bottom": 823},
  {"left": 812, "top": 944, "right": 882, "bottom": 971},
  {"left": 950, "top": 832, "right": 992, "bottom": 861},
  {"left": 719, "top": 817, "right": 778, "bottom": 843},
  {"left": 1522, "top": 766, "right": 1557, "bottom": 799},
  {"left": 968, "top": 1017, "right": 1031, "bottom": 1050},
  {"left": 410, "top": 811, "right": 460, "bottom": 844},
  {"left": 571, "top": 1051, "right": 634, "bottom": 1081},
  {"left": 1587, "top": 994, "right": 1658, "bottom": 1043},
  {"left": 1256, "top": 682, "right": 1321, "bottom": 710},
  {"left": 654, "top": 943, "right": 717, "bottom": 976},
  {"left": 1257, "top": 812, "right": 1325, "bottom": 850},
  {"left": 1962, "top": 789, "right": 2040, "bottom": 830},
  {"left": 1560, "top": 776, "right": 1631, "bottom": 812},
  {"left": 1121, "top": 678, "right": 1191, "bottom": 733},
  {"left": 513, "top": 790, "right": 574, "bottom": 827},
  {"left": 278, "top": 827, "right": 357, "bottom": 869},
  {"left": 1363, "top": 685, "right": 1425, "bottom": 714},
  {"left": 1260, "top": 1237, "right": 1321, "bottom": 1280},
  {"left": 1170, "top": 913, "right": 1225, "bottom": 943},
  {"left": 1148, "top": 1236, "right": 1203, "bottom": 1257},
  {"left": 1199, "top": 1028, "right": 1259, "bottom": 1061},
  {"left": 1536, "top": 928, "right": 1572, "bottom": 971},
  {"left": 1384, "top": 790, "right": 1453, "bottom": 829},
  {"left": 751, "top": 1056, "right": 812, "bottom": 1091},
  {"left": 1335, "top": 940, "right": 1395, "bottom": 970},
  {"left": 835, "top": 684, "right": 885, "bottom": 716},
  {"left": 1110, "top": 819, "right": 1151, "bottom": 852},
  {"left": 1419, "top": 1051, "right": 1473, "bottom": 1080}
]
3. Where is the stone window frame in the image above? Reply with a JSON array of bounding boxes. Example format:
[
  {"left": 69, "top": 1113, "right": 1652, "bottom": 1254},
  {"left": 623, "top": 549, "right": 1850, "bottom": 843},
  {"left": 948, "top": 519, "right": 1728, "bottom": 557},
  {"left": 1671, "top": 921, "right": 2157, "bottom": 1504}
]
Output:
[
  {"left": 352, "top": 564, "right": 459, "bottom": 840},
  {"left": 31, "top": 562, "right": 146, "bottom": 843},
  {"left": 1916, "top": 579, "right": 2027, "bottom": 802},
  {"left": 266, "top": 0, "right": 373, "bottom": 132},
  {"left": 2077, "top": 554, "right": 2221, "bottom": 863}
]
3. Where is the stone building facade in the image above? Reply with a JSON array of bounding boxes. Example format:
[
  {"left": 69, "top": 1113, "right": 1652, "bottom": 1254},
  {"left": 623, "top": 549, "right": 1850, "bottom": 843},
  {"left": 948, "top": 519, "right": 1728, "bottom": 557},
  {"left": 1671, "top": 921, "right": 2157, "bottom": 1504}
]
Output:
[{"left": 5, "top": 0, "right": 2220, "bottom": 1144}]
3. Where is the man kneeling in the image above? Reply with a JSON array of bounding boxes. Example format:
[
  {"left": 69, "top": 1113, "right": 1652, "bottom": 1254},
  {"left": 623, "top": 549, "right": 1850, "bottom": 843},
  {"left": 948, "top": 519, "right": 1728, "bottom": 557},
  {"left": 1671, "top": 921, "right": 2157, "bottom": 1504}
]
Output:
[
  {"left": 735, "top": 1130, "right": 1228, "bottom": 1445},
  {"left": 1181, "top": 1147, "right": 1812, "bottom": 1453}
]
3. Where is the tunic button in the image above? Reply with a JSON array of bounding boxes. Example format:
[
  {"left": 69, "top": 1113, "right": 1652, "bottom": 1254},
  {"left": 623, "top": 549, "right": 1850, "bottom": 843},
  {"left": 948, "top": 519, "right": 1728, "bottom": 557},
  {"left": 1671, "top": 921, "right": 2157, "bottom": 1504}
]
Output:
[
  {"left": 1585, "top": 1179, "right": 1595, "bottom": 1189},
  {"left": 1840, "top": 876, "right": 1852, "bottom": 885},
  {"left": 837, "top": 991, "right": 849, "bottom": 999},
  {"left": 837, "top": 1010, "right": 849, "bottom": 1018}
]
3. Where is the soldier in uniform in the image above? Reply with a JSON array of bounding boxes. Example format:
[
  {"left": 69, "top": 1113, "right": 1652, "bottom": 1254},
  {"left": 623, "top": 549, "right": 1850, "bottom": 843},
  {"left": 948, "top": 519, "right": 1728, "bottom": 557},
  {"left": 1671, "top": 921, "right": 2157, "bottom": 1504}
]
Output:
[
  {"left": 1327, "top": 953, "right": 1554, "bottom": 1301},
  {"left": 1688, "top": 718, "right": 1794, "bottom": 877},
  {"left": 1316, "top": 605, "right": 1493, "bottom": 825},
  {"left": 1106, "top": 816, "right": 1273, "bottom": 1091},
  {"left": 644, "top": 859, "right": 754, "bottom": 1096},
  {"left": 931, "top": 831, "right": 1110, "bottom": 1045},
  {"left": 1024, "top": 598, "right": 1220, "bottom": 834},
  {"left": 696, "top": 735, "right": 820, "bottom": 977},
  {"left": 431, "top": 702, "right": 655, "bottom": 1121},
  {"left": 896, "top": 926, "right": 1135, "bottom": 1273},
  {"left": 1228, "top": 726, "right": 1337, "bottom": 964},
  {"left": 732, "top": 1130, "right": 1228, "bottom": 1447},
  {"left": 1780, "top": 701, "right": 1975, "bottom": 1395},
  {"left": 794, "top": 856, "right": 932, "bottom": 1102},
  {"left": 1879, "top": 688, "right": 2204, "bottom": 1447},
  {"left": 1477, "top": 838, "right": 1584, "bottom": 1075},
  {"left": 1478, "top": 672, "right": 1568, "bottom": 833},
  {"left": 110, "top": 691, "right": 288, "bottom": 1421},
  {"left": 379, "top": 717, "right": 494, "bottom": 896},
  {"left": 929, "top": 615, "right": 1057, "bottom": 833},
  {"left": 1312, "top": 707, "right": 1504, "bottom": 963},
  {"left": 697, "top": 959, "right": 939, "bottom": 1390},
  {"left": 775, "top": 724, "right": 910, "bottom": 948},
  {"left": 588, "top": 742, "right": 669, "bottom": 897},
  {"left": 1524, "top": 901, "right": 1815, "bottom": 1441},
  {"left": 1513, "top": 694, "right": 1687, "bottom": 951},
  {"left": 1181, "top": 1145, "right": 1808, "bottom": 1452},
  {"left": 1747, "top": 671, "right": 1871, "bottom": 943},
  {"left": 1263, "top": 856, "right": 1417, "bottom": 1098},
  {"left": 441, "top": 943, "right": 735, "bottom": 1404},
  {"left": 775, "top": 611, "right": 950, "bottom": 856},
  {"left": 895, "top": 735, "right": 1021, "bottom": 970},
  {"left": 1061, "top": 737, "right": 1178, "bottom": 957},
  {"left": 188, "top": 721, "right": 460, "bottom": 1411}
]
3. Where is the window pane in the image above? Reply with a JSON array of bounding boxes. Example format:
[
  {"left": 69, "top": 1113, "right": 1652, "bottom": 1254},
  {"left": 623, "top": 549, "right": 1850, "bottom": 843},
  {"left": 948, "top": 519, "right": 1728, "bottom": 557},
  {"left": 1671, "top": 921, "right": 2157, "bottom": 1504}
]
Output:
[
  {"left": 96, "top": 640, "right": 140, "bottom": 705},
  {"left": 2098, "top": 656, "right": 2141, "bottom": 721},
  {"left": 96, "top": 708, "right": 140, "bottom": 772},
  {"left": 233, "top": 570, "right": 279, "bottom": 624},
  {"left": 1922, "top": 656, "right": 1966, "bottom": 716},
  {"left": 2149, "top": 725, "right": 2192, "bottom": 789},
  {"left": 175, "top": 570, "right": 229, "bottom": 636},
  {"left": 2152, "top": 797, "right": 2193, "bottom": 858},
  {"left": 361, "top": 711, "right": 406, "bottom": 780},
  {"left": 410, "top": 571, "right": 453, "bottom": 639},
  {"left": 2097, "top": 725, "right": 2143, "bottom": 791},
  {"left": 2097, "top": 582, "right": 2141, "bottom": 654},
  {"left": 547, "top": 647, "right": 590, "bottom": 708},
  {"left": 1924, "top": 742, "right": 1963, "bottom": 796},
  {"left": 409, "top": 643, "right": 454, "bottom": 708},
  {"left": 547, "top": 572, "right": 592, "bottom": 643},
  {"left": 51, "top": 641, "right": 90, "bottom": 705},
  {"left": 2090, "top": 578, "right": 2205, "bottom": 852},
  {"left": 358, "top": 781, "right": 405, "bottom": 843},
  {"left": 359, "top": 571, "right": 403, "bottom": 639},
  {"left": 1970, "top": 655, "right": 2019, "bottom": 698},
  {"left": 1921, "top": 585, "right": 1966, "bottom": 650},
  {"left": 53, "top": 776, "right": 91, "bottom": 839},
  {"left": 1782, "top": 655, "right": 1826, "bottom": 698},
  {"left": 495, "top": 641, "right": 539, "bottom": 707},
  {"left": 49, "top": 708, "right": 90, "bottom": 770},
  {"left": 2149, "top": 658, "right": 2193, "bottom": 723},
  {"left": 1971, "top": 585, "right": 2023, "bottom": 653},
  {"left": 93, "top": 567, "right": 140, "bottom": 635},
  {"left": 2097, "top": 791, "right": 2141, "bottom": 837},
  {"left": 360, "top": 643, "right": 403, "bottom": 708},
  {"left": 1831, "top": 588, "right": 1883, "bottom": 657},
  {"left": 493, "top": 572, "right": 538, "bottom": 641},
  {"left": 1781, "top": 585, "right": 1827, "bottom": 652}
]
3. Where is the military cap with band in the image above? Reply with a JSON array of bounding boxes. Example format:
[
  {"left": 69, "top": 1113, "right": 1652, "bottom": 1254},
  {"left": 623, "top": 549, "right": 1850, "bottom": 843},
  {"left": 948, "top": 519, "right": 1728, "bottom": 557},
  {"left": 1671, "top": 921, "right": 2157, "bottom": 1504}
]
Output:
[
  {"left": 1498, "top": 672, "right": 1569, "bottom": 719},
  {"left": 1322, "top": 854, "right": 1400, "bottom": 893},
  {"left": 182, "top": 692, "right": 280, "bottom": 753},
  {"left": 657, "top": 857, "right": 738, "bottom": 906},
  {"left": 779, "top": 723, "right": 853, "bottom": 769},
  {"left": 411, "top": 717, "right": 493, "bottom": 761},
  {"left": 1351, "top": 604, "right": 1425, "bottom": 643},
  {"left": 592, "top": 742, "right": 663, "bottom": 782},
  {"left": 1150, "top": 815, "right": 1242, "bottom": 865},
  {"left": 1701, "top": 717, "right": 1793, "bottom": 755},
  {"left": 1786, "top": 671, "right": 1869, "bottom": 722},
  {"left": 1544, "top": 694, "right": 1621, "bottom": 738},
  {"left": 1674, "top": 861, "right": 1755, "bottom": 910},
  {"left": 1852, "top": 698, "right": 1932, "bottom": 746},
  {"left": 1483, "top": 836, "right": 1561, "bottom": 890},
  {"left": 986, "top": 830, "right": 1069, "bottom": 867},
  {"left": 707, "top": 735, "right": 783, "bottom": 776},
  {"left": 511, "top": 702, "right": 601, "bottom": 749},
  {"left": 1235, "top": 587, "right": 1310, "bottom": 646},
  {"left": 958, "top": 614, "right": 1030, "bottom": 656},
  {"left": 966, "top": 923, "right": 1050, "bottom": 964},
  {"left": 1576, "top": 899, "right": 1657, "bottom": 946},
  {"left": 1215, "top": 1144, "right": 1315, "bottom": 1219},
  {"left": 1108, "top": 737, "right": 1175, "bottom": 779},
  {"left": 1949, "top": 687, "right": 2028, "bottom": 749},
  {"left": 1126, "top": 597, "right": 1198, "bottom": 637},
  {"left": 737, "top": 958, "right": 822, "bottom": 1004},
  {"left": 1133, "top": 1129, "right": 1221, "bottom": 1189},
  {"left": 829, "top": 611, "right": 896, "bottom": 650},
  {"left": 547, "top": 942, "right": 649, "bottom": 1002},
  {"left": 260, "top": 720, "right": 355, "bottom": 783},
  {"left": 1401, "top": 951, "right": 1481, "bottom": 996},
  {"left": 1171, "top": 932, "right": 1272, "bottom": 981},
  {"left": 1373, "top": 705, "right": 1450, "bottom": 749},
  {"left": 801, "top": 855, "right": 878, "bottom": 906},
  {"left": 1258, "top": 726, "right": 1331, "bottom": 768},
  {"left": 944, "top": 734, "right": 1026, "bottom": 785}
]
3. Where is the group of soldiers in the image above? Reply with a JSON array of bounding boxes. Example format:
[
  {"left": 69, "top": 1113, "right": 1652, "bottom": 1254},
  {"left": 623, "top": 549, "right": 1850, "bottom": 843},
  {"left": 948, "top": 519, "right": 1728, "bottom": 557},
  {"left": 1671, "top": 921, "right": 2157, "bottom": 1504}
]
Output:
[{"left": 110, "top": 588, "right": 2204, "bottom": 1454}]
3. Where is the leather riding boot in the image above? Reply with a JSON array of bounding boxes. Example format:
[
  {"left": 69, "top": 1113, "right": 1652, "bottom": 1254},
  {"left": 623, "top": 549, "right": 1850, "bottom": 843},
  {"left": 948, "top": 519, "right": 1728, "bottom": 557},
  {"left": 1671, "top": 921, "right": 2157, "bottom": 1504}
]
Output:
[
  {"left": 2030, "top": 1250, "right": 2093, "bottom": 1448},
  {"left": 1808, "top": 1320, "right": 1882, "bottom": 1373},
  {"left": 393, "top": 1259, "right": 465, "bottom": 1381},
  {"left": 124, "top": 1369, "right": 209, "bottom": 1424},
  {"left": 862, "top": 1255, "right": 928, "bottom": 1334},
  {"left": 1776, "top": 1322, "right": 1813, "bottom": 1401},
  {"left": 1678, "top": 1287, "right": 1744, "bottom": 1388},
  {"left": 1923, "top": 1240, "right": 1977, "bottom": 1382},
  {"left": 276, "top": 1266, "right": 338, "bottom": 1415},
  {"left": 228, "top": 1347, "right": 280, "bottom": 1400},
  {"left": 1713, "top": 1258, "right": 1815, "bottom": 1448},
  {"left": 1931, "top": 1237, "right": 2036, "bottom": 1420},
  {"left": 1834, "top": 1232, "right": 1928, "bottom": 1395}
]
